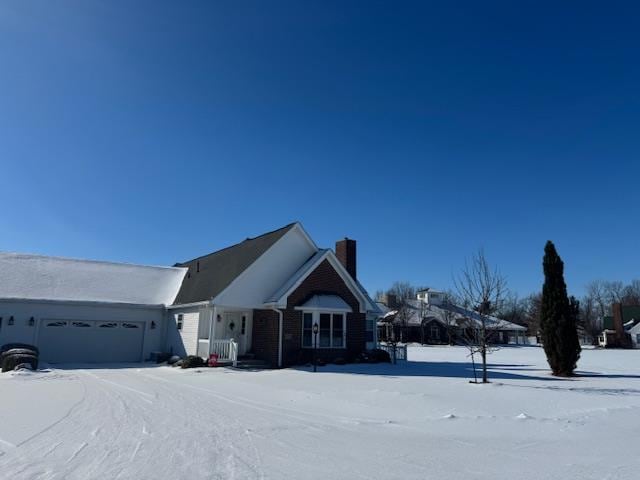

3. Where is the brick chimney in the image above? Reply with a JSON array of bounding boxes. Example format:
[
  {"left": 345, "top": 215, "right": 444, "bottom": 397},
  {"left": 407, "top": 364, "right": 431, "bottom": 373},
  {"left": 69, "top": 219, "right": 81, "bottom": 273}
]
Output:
[
  {"left": 612, "top": 303, "right": 631, "bottom": 347},
  {"left": 335, "top": 238, "right": 357, "bottom": 280}
]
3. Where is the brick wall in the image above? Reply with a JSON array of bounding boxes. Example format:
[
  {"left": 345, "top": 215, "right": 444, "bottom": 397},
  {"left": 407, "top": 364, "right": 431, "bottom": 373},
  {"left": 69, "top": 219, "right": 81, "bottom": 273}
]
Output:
[
  {"left": 284, "top": 259, "right": 366, "bottom": 366},
  {"left": 252, "top": 259, "right": 367, "bottom": 367},
  {"left": 251, "top": 309, "right": 279, "bottom": 367}
]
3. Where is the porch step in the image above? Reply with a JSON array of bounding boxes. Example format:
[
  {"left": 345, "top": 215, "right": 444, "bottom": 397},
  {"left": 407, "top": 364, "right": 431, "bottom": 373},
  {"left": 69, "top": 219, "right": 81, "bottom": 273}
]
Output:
[{"left": 233, "top": 359, "right": 271, "bottom": 370}]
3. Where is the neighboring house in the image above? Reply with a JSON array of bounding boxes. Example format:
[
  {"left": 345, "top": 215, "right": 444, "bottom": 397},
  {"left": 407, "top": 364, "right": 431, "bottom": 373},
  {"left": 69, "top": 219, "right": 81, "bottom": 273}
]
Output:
[
  {"left": 0, "top": 222, "right": 380, "bottom": 366},
  {"left": 377, "top": 288, "right": 527, "bottom": 345},
  {"left": 598, "top": 304, "right": 640, "bottom": 348}
]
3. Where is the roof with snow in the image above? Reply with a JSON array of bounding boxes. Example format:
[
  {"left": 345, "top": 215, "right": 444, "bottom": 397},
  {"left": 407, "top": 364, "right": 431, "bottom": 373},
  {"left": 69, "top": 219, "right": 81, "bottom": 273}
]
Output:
[
  {"left": 379, "top": 298, "right": 526, "bottom": 331},
  {"left": 298, "top": 294, "right": 352, "bottom": 311},
  {"left": 0, "top": 252, "right": 187, "bottom": 306}
]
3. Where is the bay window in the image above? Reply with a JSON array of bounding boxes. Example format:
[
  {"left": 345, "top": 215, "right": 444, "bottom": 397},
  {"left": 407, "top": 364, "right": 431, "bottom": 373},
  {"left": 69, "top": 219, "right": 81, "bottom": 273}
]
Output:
[{"left": 301, "top": 311, "right": 346, "bottom": 348}]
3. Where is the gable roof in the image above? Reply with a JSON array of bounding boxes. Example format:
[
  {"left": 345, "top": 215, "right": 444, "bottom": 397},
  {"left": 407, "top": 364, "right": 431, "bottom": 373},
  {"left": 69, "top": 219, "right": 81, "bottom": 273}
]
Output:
[
  {"left": 264, "top": 248, "right": 379, "bottom": 313},
  {"left": 0, "top": 252, "right": 186, "bottom": 306},
  {"left": 173, "top": 223, "right": 296, "bottom": 305}
]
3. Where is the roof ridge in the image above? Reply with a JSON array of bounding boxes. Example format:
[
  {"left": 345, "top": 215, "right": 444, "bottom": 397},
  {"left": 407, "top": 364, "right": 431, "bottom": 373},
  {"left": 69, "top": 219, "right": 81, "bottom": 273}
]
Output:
[
  {"left": 0, "top": 251, "right": 185, "bottom": 272},
  {"left": 175, "top": 222, "right": 298, "bottom": 265}
]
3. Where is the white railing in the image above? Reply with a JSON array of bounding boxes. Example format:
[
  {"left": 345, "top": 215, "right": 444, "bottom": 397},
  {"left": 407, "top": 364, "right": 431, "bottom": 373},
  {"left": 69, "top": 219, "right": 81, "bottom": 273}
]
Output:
[{"left": 209, "top": 339, "right": 238, "bottom": 367}]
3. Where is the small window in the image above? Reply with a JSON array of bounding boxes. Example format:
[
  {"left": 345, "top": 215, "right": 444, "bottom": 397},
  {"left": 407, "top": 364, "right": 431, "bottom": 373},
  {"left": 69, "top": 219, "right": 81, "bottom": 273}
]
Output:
[
  {"left": 8, "top": 316, "right": 14, "bottom": 326},
  {"left": 122, "top": 322, "right": 139, "bottom": 329},
  {"left": 319, "top": 313, "right": 331, "bottom": 347},
  {"left": 302, "top": 313, "right": 313, "bottom": 347},
  {"left": 431, "top": 324, "right": 440, "bottom": 340},
  {"left": 99, "top": 322, "right": 118, "bottom": 328},
  {"left": 177, "top": 314, "right": 183, "bottom": 331},
  {"left": 332, "top": 314, "right": 344, "bottom": 347},
  {"left": 72, "top": 321, "right": 92, "bottom": 328},
  {"left": 47, "top": 321, "right": 67, "bottom": 327},
  {"left": 241, "top": 316, "right": 246, "bottom": 335}
]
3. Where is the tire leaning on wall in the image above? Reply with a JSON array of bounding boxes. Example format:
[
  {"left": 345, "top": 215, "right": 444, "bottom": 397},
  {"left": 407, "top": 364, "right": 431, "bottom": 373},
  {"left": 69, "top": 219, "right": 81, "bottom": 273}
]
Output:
[
  {"left": 1, "top": 354, "right": 39, "bottom": 373},
  {"left": 0, "top": 348, "right": 38, "bottom": 364},
  {"left": 0, "top": 343, "right": 40, "bottom": 356}
]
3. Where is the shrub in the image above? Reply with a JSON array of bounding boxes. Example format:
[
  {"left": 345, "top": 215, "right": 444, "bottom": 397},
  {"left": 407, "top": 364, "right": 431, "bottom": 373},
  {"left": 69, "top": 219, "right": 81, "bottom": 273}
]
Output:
[
  {"left": 332, "top": 357, "right": 347, "bottom": 365},
  {"left": 368, "top": 349, "right": 391, "bottom": 364},
  {"left": 180, "top": 355, "right": 205, "bottom": 369},
  {"left": 2, "top": 354, "right": 38, "bottom": 373}
]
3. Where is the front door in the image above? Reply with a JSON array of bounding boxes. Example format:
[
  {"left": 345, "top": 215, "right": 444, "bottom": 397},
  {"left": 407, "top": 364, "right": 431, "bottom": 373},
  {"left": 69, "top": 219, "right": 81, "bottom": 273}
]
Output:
[{"left": 223, "top": 312, "right": 248, "bottom": 355}]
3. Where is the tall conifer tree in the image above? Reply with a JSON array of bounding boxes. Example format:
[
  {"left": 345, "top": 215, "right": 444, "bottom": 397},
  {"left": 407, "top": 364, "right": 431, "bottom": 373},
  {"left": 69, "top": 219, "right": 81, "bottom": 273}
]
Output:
[{"left": 540, "top": 241, "right": 581, "bottom": 376}]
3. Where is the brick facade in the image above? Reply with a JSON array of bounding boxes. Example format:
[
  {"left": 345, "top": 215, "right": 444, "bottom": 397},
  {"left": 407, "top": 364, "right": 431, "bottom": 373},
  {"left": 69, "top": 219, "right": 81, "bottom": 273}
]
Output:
[
  {"left": 251, "top": 309, "right": 280, "bottom": 367},
  {"left": 251, "top": 259, "right": 367, "bottom": 367}
]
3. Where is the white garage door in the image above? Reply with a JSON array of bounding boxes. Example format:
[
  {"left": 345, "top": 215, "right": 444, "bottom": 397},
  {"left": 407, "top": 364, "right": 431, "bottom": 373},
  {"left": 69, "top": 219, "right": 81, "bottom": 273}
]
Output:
[{"left": 39, "top": 320, "right": 145, "bottom": 363}]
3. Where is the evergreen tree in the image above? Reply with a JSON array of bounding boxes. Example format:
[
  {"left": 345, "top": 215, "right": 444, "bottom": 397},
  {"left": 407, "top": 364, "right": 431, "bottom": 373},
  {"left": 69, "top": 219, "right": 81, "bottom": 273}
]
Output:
[{"left": 540, "top": 241, "right": 581, "bottom": 376}]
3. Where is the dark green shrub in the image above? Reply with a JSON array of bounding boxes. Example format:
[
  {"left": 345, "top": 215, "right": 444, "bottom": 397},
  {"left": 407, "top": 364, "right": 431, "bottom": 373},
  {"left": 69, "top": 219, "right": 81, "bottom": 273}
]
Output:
[
  {"left": 368, "top": 349, "right": 391, "bottom": 363},
  {"left": 181, "top": 355, "right": 205, "bottom": 369}
]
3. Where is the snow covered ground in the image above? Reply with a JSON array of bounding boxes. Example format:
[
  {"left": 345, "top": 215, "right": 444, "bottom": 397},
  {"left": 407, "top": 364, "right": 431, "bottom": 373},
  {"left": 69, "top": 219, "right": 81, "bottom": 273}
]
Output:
[{"left": 1, "top": 346, "right": 639, "bottom": 480}]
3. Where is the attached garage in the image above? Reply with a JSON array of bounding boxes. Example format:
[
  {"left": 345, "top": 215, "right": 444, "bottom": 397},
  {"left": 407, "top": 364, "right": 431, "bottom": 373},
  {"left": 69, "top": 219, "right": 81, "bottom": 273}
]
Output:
[
  {"left": 0, "top": 252, "right": 187, "bottom": 365},
  {"left": 38, "top": 319, "right": 145, "bottom": 363}
]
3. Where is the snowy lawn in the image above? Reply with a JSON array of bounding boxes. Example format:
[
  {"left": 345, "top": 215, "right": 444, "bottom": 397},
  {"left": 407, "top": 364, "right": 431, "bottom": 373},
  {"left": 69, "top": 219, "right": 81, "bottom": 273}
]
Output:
[{"left": 1, "top": 346, "right": 639, "bottom": 480}]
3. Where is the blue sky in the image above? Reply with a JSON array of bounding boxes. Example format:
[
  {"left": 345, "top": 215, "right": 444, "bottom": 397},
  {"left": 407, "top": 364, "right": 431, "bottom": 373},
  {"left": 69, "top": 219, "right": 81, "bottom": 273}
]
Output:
[{"left": 1, "top": 1, "right": 638, "bottom": 298}]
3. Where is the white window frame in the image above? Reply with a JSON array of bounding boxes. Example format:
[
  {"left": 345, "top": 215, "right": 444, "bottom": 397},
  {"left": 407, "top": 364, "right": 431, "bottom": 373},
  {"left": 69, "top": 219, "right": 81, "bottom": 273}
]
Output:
[{"left": 300, "top": 310, "right": 347, "bottom": 349}]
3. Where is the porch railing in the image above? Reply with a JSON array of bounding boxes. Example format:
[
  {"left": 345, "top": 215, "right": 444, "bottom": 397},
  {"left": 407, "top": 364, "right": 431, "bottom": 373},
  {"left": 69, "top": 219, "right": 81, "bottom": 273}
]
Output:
[{"left": 209, "top": 339, "right": 238, "bottom": 367}]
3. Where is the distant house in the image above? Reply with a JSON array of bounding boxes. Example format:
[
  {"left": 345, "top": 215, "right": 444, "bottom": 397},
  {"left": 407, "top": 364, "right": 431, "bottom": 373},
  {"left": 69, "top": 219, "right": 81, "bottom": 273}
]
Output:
[
  {"left": 377, "top": 288, "right": 527, "bottom": 345},
  {"left": 0, "top": 222, "right": 380, "bottom": 366},
  {"left": 599, "top": 304, "right": 640, "bottom": 348}
]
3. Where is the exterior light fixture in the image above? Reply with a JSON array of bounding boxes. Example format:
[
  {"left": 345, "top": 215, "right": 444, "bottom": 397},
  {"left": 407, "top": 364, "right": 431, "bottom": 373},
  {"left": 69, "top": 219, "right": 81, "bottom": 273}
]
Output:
[{"left": 8, "top": 316, "right": 14, "bottom": 326}]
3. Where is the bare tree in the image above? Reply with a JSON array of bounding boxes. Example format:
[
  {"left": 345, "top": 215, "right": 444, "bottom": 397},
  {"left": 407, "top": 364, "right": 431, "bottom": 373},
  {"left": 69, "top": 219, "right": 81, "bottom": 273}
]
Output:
[
  {"left": 454, "top": 249, "right": 507, "bottom": 384},
  {"left": 586, "top": 280, "right": 608, "bottom": 319},
  {"left": 579, "top": 294, "right": 601, "bottom": 345},
  {"left": 387, "top": 281, "right": 416, "bottom": 303},
  {"left": 440, "top": 291, "right": 460, "bottom": 345}
]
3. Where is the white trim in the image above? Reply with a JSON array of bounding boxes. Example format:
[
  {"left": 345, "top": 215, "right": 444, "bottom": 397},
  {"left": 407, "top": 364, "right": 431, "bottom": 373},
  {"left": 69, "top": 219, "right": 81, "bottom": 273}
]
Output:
[
  {"left": 301, "top": 311, "right": 346, "bottom": 349},
  {"left": 268, "top": 250, "right": 368, "bottom": 313},
  {"left": 274, "top": 308, "right": 283, "bottom": 368},
  {"left": 291, "top": 222, "right": 319, "bottom": 251},
  {"left": 167, "top": 300, "right": 212, "bottom": 309},
  {"left": 0, "top": 297, "right": 166, "bottom": 309},
  {"left": 212, "top": 224, "right": 312, "bottom": 305}
]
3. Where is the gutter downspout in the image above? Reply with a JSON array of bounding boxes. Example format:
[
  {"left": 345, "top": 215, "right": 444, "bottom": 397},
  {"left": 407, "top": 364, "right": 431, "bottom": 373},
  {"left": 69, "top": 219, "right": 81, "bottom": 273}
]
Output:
[{"left": 272, "top": 307, "right": 284, "bottom": 368}]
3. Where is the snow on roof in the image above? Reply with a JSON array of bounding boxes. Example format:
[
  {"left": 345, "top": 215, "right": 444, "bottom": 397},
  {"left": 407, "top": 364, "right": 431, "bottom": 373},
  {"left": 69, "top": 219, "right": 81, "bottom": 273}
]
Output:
[
  {"left": 0, "top": 252, "right": 187, "bottom": 306},
  {"left": 379, "top": 298, "right": 526, "bottom": 331},
  {"left": 298, "top": 295, "right": 352, "bottom": 311}
]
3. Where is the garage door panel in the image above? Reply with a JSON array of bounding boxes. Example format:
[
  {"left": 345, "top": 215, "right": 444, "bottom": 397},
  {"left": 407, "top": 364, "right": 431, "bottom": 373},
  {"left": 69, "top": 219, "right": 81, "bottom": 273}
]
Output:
[{"left": 39, "top": 320, "right": 144, "bottom": 363}]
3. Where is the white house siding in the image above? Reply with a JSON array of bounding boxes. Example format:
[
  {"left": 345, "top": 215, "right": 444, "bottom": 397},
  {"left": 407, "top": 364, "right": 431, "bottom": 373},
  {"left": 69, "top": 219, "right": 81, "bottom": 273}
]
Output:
[
  {"left": 213, "top": 226, "right": 317, "bottom": 308},
  {"left": 166, "top": 306, "right": 206, "bottom": 357},
  {"left": 0, "top": 299, "right": 165, "bottom": 363}
]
